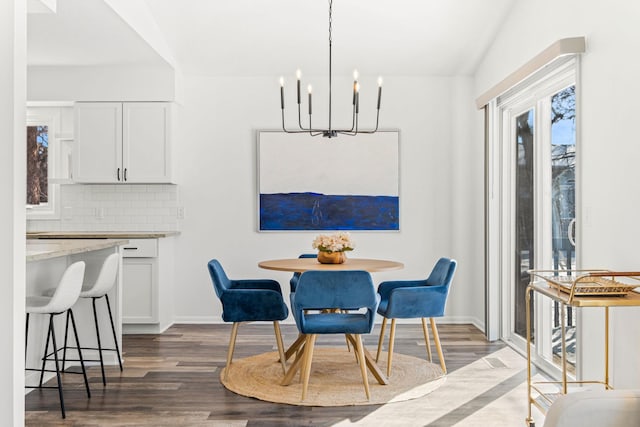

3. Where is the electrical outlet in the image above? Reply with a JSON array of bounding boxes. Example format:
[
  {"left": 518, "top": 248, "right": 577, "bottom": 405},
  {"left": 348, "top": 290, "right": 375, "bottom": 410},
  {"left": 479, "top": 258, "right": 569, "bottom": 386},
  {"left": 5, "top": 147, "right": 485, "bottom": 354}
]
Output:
[
  {"left": 177, "top": 207, "right": 185, "bottom": 220},
  {"left": 96, "top": 207, "right": 105, "bottom": 219}
]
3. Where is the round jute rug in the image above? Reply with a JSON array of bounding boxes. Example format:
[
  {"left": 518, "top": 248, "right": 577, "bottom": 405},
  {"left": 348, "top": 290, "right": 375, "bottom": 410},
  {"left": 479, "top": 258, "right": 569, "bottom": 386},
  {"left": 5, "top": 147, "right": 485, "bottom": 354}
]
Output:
[{"left": 221, "top": 348, "right": 446, "bottom": 406}]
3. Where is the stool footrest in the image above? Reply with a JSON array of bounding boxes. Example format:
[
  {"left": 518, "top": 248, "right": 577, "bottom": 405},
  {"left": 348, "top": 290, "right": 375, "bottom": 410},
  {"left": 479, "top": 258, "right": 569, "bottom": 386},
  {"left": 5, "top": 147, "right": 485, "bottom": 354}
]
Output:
[
  {"left": 26, "top": 367, "right": 88, "bottom": 375},
  {"left": 26, "top": 385, "right": 61, "bottom": 390},
  {"left": 60, "top": 345, "right": 120, "bottom": 352}
]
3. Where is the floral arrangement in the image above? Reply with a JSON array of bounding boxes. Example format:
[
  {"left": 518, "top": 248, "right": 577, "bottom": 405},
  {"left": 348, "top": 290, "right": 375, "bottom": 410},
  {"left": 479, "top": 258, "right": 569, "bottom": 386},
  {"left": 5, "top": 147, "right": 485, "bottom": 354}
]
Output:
[{"left": 312, "top": 232, "right": 355, "bottom": 253}]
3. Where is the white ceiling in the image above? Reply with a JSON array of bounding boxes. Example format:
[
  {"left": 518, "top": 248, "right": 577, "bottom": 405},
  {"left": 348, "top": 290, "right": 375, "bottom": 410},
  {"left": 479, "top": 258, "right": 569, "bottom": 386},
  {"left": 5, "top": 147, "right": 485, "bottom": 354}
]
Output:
[
  {"left": 27, "top": 0, "right": 167, "bottom": 66},
  {"left": 28, "top": 0, "right": 516, "bottom": 76}
]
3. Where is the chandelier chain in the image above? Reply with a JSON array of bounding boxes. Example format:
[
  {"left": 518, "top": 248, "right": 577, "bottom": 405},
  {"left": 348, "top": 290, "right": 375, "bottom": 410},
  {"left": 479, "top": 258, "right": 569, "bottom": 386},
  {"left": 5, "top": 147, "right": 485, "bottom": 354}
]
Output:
[{"left": 328, "top": 0, "right": 333, "bottom": 45}]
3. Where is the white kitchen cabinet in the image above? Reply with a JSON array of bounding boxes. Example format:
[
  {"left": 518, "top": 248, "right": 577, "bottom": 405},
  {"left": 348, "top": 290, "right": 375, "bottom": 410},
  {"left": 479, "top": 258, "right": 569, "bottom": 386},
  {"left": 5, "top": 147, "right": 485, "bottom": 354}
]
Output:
[
  {"left": 74, "top": 102, "right": 173, "bottom": 183},
  {"left": 122, "top": 238, "right": 174, "bottom": 334},
  {"left": 122, "top": 258, "right": 157, "bottom": 323}
]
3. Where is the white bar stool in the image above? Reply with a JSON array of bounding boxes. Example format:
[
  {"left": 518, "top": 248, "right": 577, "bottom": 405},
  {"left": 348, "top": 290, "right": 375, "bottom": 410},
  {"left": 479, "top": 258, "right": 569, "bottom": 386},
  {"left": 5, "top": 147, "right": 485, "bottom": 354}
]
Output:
[
  {"left": 25, "top": 261, "right": 90, "bottom": 419},
  {"left": 55, "top": 253, "right": 123, "bottom": 385}
]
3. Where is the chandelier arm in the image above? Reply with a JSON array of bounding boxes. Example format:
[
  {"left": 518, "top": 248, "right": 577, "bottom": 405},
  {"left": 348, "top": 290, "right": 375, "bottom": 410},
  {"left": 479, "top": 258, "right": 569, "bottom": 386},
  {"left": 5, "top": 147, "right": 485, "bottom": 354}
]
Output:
[
  {"left": 298, "top": 103, "right": 305, "bottom": 130},
  {"left": 282, "top": 107, "right": 315, "bottom": 134},
  {"left": 281, "top": 109, "right": 291, "bottom": 133},
  {"left": 343, "top": 110, "right": 379, "bottom": 134},
  {"left": 347, "top": 104, "right": 356, "bottom": 132},
  {"left": 357, "top": 109, "right": 381, "bottom": 134}
]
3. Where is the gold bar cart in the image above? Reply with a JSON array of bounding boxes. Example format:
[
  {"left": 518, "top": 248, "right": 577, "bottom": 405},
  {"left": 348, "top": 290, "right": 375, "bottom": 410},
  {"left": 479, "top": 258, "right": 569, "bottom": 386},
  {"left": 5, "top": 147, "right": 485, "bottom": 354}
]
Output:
[{"left": 525, "top": 270, "right": 640, "bottom": 427}]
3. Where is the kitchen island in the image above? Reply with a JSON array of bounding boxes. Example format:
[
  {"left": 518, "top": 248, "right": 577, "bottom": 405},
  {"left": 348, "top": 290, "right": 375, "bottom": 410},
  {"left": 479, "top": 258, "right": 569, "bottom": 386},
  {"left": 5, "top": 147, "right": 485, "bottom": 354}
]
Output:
[
  {"left": 27, "top": 231, "right": 179, "bottom": 334},
  {"left": 26, "top": 238, "right": 128, "bottom": 386}
]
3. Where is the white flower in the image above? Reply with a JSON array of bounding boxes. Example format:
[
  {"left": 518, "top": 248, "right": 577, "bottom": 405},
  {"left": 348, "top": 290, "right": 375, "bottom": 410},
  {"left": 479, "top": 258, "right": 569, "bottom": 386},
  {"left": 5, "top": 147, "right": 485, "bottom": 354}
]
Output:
[{"left": 312, "top": 232, "right": 355, "bottom": 252}]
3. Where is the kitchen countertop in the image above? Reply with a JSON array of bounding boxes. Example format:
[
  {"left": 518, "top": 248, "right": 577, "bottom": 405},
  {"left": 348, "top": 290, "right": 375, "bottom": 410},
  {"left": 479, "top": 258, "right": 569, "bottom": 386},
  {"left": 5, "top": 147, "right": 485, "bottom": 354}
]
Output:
[
  {"left": 27, "top": 231, "right": 180, "bottom": 239},
  {"left": 26, "top": 238, "right": 130, "bottom": 262}
]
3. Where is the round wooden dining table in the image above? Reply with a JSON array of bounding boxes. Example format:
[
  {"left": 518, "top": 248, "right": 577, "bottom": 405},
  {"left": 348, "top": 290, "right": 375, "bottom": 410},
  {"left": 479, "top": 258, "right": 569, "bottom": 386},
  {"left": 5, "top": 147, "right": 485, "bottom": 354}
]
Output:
[
  {"left": 258, "top": 257, "right": 404, "bottom": 273},
  {"left": 258, "top": 256, "right": 404, "bottom": 386}
]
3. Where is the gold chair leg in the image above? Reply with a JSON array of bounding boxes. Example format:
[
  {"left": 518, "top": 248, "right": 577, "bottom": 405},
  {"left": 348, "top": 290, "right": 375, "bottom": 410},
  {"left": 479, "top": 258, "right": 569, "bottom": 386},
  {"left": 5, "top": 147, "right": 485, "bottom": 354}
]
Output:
[
  {"left": 376, "top": 317, "right": 387, "bottom": 362},
  {"left": 387, "top": 318, "right": 396, "bottom": 377},
  {"left": 421, "top": 317, "right": 433, "bottom": 363},
  {"left": 224, "top": 322, "right": 240, "bottom": 381},
  {"left": 354, "top": 334, "right": 371, "bottom": 400},
  {"left": 301, "top": 334, "right": 317, "bottom": 401},
  {"left": 430, "top": 318, "right": 446, "bottom": 374},
  {"left": 273, "top": 321, "right": 287, "bottom": 374},
  {"left": 342, "top": 310, "right": 352, "bottom": 353}
]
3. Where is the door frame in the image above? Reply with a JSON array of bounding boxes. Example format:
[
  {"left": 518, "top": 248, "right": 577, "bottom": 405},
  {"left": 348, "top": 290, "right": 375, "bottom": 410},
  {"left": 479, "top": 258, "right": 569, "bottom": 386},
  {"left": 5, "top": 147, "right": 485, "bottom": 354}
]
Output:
[{"left": 485, "top": 56, "right": 580, "bottom": 378}]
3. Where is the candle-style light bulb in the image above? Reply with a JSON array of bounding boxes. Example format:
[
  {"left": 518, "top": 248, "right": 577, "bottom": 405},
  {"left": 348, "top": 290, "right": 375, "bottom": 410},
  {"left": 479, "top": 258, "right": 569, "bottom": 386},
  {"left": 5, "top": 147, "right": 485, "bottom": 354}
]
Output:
[
  {"left": 308, "top": 84, "right": 313, "bottom": 115},
  {"left": 296, "top": 69, "right": 301, "bottom": 104},
  {"left": 352, "top": 70, "right": 359, "bottom": 105},
  {"left": 279, "top": 77, "right": 285, "bottom": 109},
  {"left": 377, "top": 76, "right": 383, "bottom": 87}
]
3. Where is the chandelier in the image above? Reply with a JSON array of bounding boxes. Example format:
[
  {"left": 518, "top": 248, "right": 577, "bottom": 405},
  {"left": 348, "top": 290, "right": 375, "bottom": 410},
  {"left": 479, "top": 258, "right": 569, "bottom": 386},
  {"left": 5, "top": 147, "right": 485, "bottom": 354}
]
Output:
[{"left": 279, "top": 0, "right": 382, "bottom": 138}]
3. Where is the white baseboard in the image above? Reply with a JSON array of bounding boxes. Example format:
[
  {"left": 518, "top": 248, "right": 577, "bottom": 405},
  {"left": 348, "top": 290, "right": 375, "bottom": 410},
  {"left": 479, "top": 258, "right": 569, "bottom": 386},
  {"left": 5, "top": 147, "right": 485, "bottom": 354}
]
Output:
[
  {"left": 122, "top": 323, "right": 173, "bottom": 335},
  {"left": 172, "top": 315, "right": 485, "bottom": 331}
]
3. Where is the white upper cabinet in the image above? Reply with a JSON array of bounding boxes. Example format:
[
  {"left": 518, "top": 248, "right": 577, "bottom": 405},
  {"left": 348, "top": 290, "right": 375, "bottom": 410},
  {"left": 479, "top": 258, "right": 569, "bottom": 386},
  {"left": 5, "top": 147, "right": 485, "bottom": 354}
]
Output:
[{"left": 74, "top": 102, "right": 173, "bottom": 183}]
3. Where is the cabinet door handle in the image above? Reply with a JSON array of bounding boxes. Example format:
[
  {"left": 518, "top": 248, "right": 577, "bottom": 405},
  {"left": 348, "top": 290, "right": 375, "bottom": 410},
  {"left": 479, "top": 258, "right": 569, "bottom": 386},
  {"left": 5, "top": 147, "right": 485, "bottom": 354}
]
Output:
[
  {"left": 117, "top": 167, "right": 121, "bottom": 181},
  {"left": 123, "top": 247, "right": 138, "bottom": 250},
  {"left": 124, "top": 168, "right": 128, "bottom": 182}
]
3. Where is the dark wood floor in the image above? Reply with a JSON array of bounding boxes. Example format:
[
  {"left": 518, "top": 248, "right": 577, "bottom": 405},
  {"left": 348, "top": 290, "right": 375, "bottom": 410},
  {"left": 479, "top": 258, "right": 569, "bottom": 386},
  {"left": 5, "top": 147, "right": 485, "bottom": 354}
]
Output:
[{"left": 25, "top": 323, "right": 505, "bottom": 426}]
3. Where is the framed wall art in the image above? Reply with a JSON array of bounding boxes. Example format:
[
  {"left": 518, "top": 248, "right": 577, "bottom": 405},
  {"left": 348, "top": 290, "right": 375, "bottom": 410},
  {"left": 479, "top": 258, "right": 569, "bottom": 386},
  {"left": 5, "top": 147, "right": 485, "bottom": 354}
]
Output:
[{"left": 258, "top": 130, "right": 399, "bottom": 231}]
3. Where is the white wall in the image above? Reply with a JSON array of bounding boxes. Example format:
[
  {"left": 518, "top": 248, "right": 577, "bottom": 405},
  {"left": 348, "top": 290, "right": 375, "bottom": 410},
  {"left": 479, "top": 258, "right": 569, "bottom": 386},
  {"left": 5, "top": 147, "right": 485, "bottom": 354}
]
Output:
[
  {"left": 28, "top": 65, "right": 175, "bottom": 102},
  {"left": 172, "top": 73, "right": 484, "bottom": 327},
  {"left": 475, "top": 0, "right": 640, "bottom": 388},
  {"left": 1, "top": 0, "right": 26, "bottom": 424}
]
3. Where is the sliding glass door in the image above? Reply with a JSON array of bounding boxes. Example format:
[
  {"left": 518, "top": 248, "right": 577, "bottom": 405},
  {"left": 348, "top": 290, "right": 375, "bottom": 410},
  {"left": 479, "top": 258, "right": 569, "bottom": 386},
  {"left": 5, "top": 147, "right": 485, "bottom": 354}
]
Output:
[{"left": 495, "top": 61, "right": 577, "bottom": 374}]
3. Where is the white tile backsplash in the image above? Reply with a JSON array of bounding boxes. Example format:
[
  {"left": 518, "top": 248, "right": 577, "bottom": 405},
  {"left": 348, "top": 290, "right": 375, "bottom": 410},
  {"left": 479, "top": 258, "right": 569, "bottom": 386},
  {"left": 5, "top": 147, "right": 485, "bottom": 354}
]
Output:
[{"left": 27, "top": 184, "right": 181, "bottom": 232}]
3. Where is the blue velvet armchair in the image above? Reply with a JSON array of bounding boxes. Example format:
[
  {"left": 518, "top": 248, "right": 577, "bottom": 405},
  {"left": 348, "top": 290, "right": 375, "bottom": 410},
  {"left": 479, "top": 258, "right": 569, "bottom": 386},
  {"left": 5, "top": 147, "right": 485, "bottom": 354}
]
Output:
[
  {"left": 375, "top": 257, "right": 457, "bottom": 376},
  {"left": 285, "top": 270, "right": 379, "bottom": 401},
  {"left": 207, "top": 259, "right": 289, "bottom": 380}
]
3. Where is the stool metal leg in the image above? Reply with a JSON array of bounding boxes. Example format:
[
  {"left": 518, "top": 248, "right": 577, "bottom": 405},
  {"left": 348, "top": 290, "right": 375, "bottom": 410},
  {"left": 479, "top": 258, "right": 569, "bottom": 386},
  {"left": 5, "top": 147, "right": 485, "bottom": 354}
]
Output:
[
  {"left": 69, "top": 309, "right": 91, "bottom": 398},
  {"left": 62, "top": 309, "right": 71, "bottom": 372},
  {"left": 39, "top": 315, "right": 53, "bottom": 387},
  {"left": 104, "top": 294, "right": 123, "bottom": 371},
  {"left": 91, "top": 297, "right": 107, "bottom": 385},
  {"left": 25, "top": 313, "right": 30, "bottom": 363},
  {"left": 48, "top": 314, "right": 66, "bottom": 419}
]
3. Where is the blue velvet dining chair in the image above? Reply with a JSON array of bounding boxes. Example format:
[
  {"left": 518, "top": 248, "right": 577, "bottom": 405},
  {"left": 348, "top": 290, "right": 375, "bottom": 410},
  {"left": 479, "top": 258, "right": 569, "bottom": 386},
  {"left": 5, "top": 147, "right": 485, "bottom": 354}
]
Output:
[
  {"left": 289, "top": 253, "right": 317, "bottom": 292},
  {"left": 286, "top": 270, "right": 379, "bottom": 401},
  {"left": 207, "top": 259, "right": 289, "bottom": 381},
  {"left": 375, "top": 257, "right": 457, "bottom": 376}
]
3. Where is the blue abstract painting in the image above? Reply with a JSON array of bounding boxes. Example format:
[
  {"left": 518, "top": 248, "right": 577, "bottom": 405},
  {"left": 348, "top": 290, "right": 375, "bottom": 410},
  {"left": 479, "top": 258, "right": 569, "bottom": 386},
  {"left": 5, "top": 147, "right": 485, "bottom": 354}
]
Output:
[{"left": 258, "top": 131, "right": 399, "bottom": 231}]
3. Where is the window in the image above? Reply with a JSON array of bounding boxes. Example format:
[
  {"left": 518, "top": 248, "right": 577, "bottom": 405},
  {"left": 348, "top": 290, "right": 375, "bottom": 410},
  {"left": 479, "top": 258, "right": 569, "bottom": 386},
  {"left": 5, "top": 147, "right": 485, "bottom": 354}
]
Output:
[
  {"left": 26, "top": 124, "right": 49, "bottom": 206},
  {"left": 26, "top": 108, "right": 61, "bottom": 219}
]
